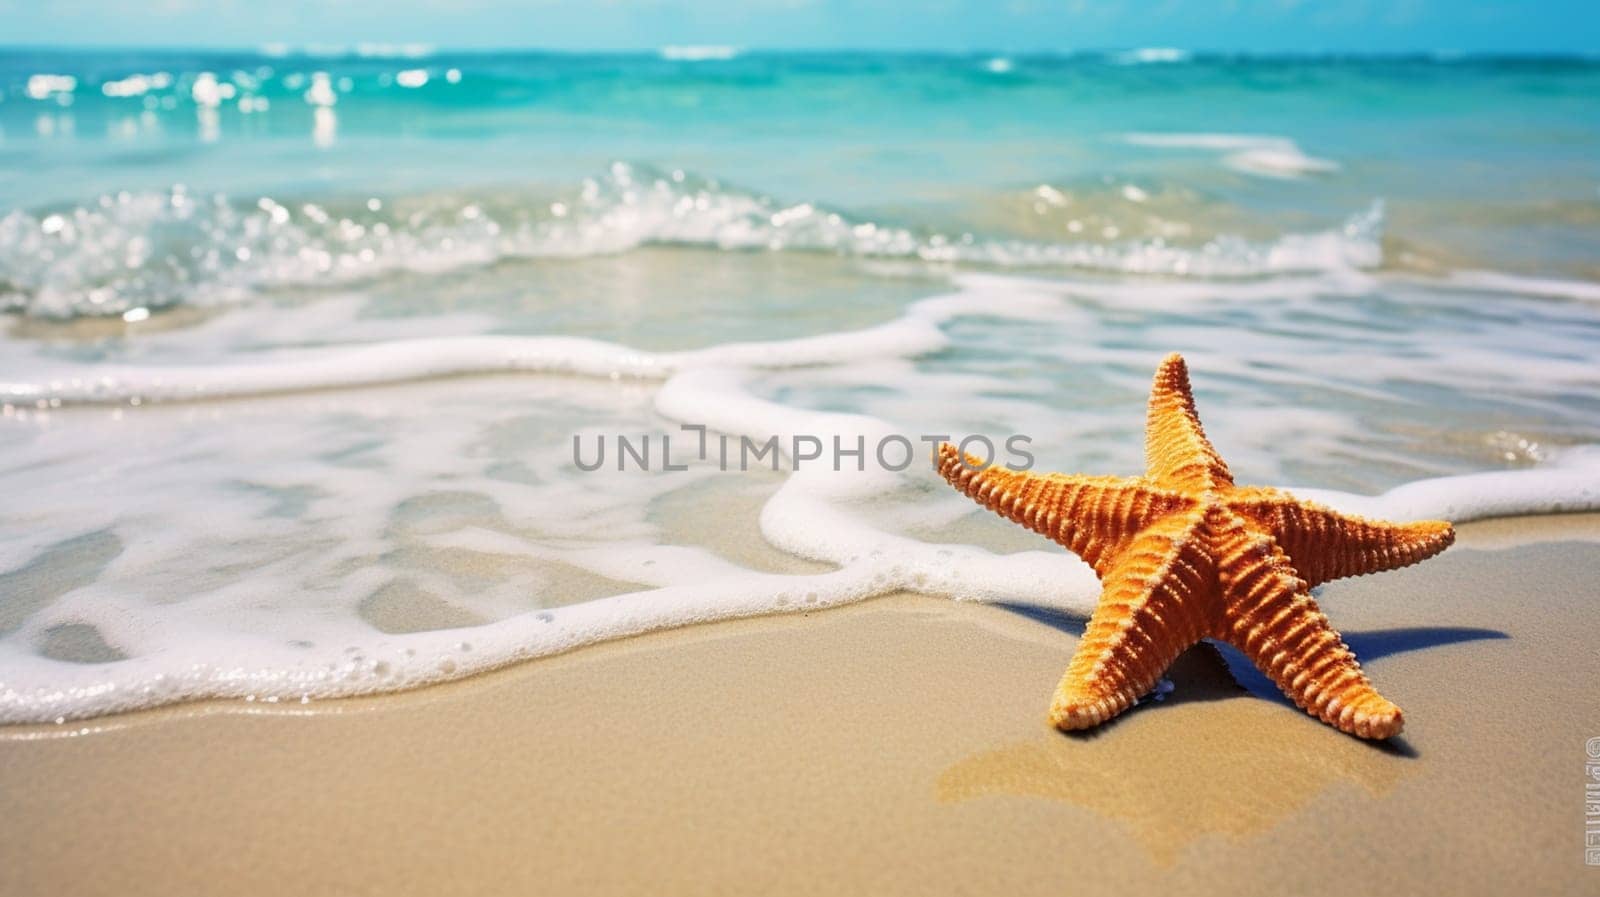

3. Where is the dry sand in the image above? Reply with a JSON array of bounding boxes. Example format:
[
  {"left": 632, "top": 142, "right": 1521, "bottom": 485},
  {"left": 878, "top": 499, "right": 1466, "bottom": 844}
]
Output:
[{"left": 3, "top": 514, "right": 1599, "bottom": 896}]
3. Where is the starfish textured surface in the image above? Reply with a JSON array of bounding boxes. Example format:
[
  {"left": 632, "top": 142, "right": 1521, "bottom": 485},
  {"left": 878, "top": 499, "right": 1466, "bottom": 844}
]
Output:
[{"left": 936, "top": 353, "right": 1455, "bottom": 739}]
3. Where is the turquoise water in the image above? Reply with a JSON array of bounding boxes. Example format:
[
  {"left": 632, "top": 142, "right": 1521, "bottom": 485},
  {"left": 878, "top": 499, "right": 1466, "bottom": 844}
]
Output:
[
  {"left": 2, "top": 50, "right": 1599, "bottom": 723},
  {"left": 4, "top": 50, "right": 1599, "bottom": 311}
]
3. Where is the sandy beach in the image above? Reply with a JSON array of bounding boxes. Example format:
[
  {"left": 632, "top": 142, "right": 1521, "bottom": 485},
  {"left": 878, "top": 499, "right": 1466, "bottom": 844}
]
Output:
[
  {"left": 4, "top": 512, "right": 1597, "bottom": 896},
  {"left": 4, "top": 24, "right": 1600, "bottom": 897}
]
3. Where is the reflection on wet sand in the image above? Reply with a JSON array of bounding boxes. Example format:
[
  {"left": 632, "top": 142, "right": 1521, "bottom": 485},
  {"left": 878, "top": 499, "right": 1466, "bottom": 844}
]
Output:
[{"left": 936, "top": 645, "right": 1412, "bottom": 865}]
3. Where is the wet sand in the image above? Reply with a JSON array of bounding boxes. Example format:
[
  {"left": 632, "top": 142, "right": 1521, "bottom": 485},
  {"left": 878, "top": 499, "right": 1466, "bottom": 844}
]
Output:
[{"left": 2, "top": 514, "right": 1599, "bottom": 896}]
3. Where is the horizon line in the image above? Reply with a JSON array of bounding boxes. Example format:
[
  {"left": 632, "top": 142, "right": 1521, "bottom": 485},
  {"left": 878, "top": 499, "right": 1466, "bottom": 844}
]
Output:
[{"left": 2, "top": 43, "right": 1597, "bottom": 59}]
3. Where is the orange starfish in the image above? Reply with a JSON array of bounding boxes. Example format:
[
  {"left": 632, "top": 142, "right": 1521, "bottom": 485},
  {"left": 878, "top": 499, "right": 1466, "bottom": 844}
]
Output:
[{"left": 936, "top": 353, "right": 1454, "bottom": 739}]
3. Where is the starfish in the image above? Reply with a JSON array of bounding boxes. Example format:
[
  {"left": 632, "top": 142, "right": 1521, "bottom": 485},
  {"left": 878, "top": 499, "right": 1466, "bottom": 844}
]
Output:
[{"left": 936, "top": 353, "right": 1455, "bottom": 739}]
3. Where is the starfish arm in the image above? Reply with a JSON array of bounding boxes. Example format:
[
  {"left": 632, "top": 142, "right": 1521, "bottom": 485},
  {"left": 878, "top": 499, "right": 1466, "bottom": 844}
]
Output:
[
  {"left": 1226, "top": 487, "right": 1455, "bottom": 588},
  {"left": 1211, "top": 510, "right": 1404, "bottom": 739},
  {"left": 936, "top": 443, "right": 1185, "bottom": 573},
  {"left": 1144, "top": 353, "right": 1234, "bottom": 492},
  {"left": 1049, "top": 512, "right": 1216, "bottom": 730}
]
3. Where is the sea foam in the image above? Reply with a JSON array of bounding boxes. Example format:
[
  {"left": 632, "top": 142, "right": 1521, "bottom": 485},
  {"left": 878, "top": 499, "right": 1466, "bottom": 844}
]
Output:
[
  {"left": 0, "top": 164, "right": 1383, "bottom": 319},
  {"left": 1123, "top": 132, "right": 1341, "bottom": 179},
  {"left": 1, "top": 271, "right": 1598, "bottom": 726}
]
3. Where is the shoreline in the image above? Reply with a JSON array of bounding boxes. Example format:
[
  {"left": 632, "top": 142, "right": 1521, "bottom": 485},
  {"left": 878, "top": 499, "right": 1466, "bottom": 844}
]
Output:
[{"left": 2, "top": 512, "right": 1599, "bottom": 895}]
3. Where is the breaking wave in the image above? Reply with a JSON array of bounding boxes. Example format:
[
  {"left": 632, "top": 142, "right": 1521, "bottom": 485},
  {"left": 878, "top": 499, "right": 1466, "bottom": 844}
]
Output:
[{"left": 0, "top": 163, "right": 1386, "bottom": 319}]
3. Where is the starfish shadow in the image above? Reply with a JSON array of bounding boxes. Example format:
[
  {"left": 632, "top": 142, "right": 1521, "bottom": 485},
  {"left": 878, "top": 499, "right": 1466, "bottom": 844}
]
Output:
[
  {"left": 994, "top": 602, "right": 1506, "bottom": 752},
  {"left": 1211, "top": 626, "right": 1506, "bottom": 757},
  {"left": 1343, "top": 626, "right": 1510, "bottom": 661},
  {"left": 993, "top": 601, "right": 1087, "bottom": 638},
  {"left": 1210, "top": 626, "right": 1509, "bottom": 705}
]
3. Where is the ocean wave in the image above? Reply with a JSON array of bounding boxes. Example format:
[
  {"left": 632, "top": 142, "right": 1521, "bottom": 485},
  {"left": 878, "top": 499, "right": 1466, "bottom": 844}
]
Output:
[
  {"left": 256, "top": 42, "right": 434, "bottom": 59},
  {"left": 1123, "top": 132, "right": 1341, "bottom": 179},
  {"left": 659, "top": 45, "right": 740, "bottom": 61},
  {"left": 1435, "top": 270, "right": 1600, "bottom": 304},
  {"left": 0, "top": 163, "right": 1385, "bottom": 319},
  {"left": 2, "top": 352, "right": 1595, "bottom": 725},
  {"left": 11, "top": 263, "right": 1597, "bottom": 412},
  {"left": 1115, "top": 47, "right": 1191, "bottom": 65},
  {"left": 2, "top": 272, "right": 1597, "bottom": 725}
]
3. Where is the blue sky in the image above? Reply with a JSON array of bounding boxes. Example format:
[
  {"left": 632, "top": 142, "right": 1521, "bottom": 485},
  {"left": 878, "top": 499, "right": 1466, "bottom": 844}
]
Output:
[{"left": 0, "top": 0, "right": 1595, "bottom": 52}]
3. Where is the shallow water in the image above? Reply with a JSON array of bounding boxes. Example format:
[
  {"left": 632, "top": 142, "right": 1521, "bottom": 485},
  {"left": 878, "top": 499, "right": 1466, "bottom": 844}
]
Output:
[{"left": 1, "top": 50, "right": 1599, "bottom": 723}]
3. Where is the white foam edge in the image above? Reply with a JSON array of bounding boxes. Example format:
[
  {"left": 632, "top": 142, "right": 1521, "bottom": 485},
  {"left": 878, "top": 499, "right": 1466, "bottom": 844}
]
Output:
[
  {"left": 1295, "top": 445, "right": 1600, "bottom": 523},
  {"left": 0, "top": 266, "right": 1409, "bottom": 408},
  {"left": 1222, "top": 148, "right": 1341, "bottom": 179},
  {"left": 1123, "top": 131, "right": 1340, "bottom": 179},
  {"left": 0, "top": 313, "right": 955, "bottom": 406},
  {"left": 5, "top": 274, "right": 1600, "bottom": 723},
  {"left": 6, "top": 354, "right": 1599, "bottom": 725},
  {"left": 1434, "top": 270, "right": 1600, "bottom": 305}
]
